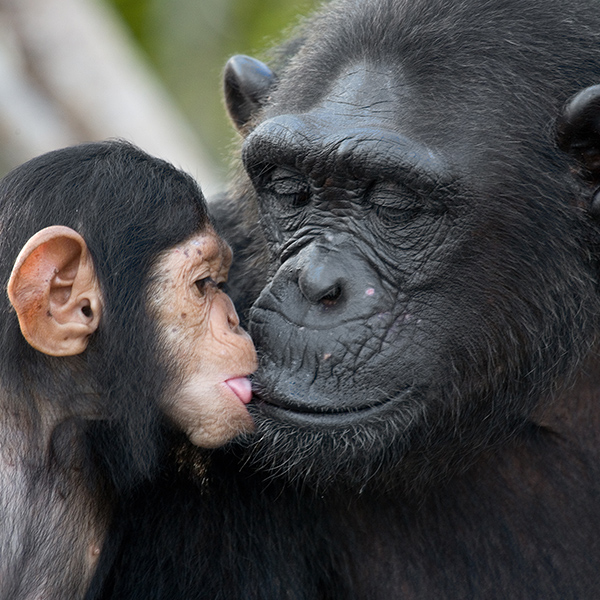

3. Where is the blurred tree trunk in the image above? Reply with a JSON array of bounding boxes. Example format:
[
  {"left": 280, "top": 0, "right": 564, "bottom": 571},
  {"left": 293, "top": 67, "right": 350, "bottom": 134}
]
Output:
[
  {"left": 108, "top": 0, "right": 321, "bottom": 174},
  {"left": 0, "top": 0, "right": 220, "bottom": 194}
]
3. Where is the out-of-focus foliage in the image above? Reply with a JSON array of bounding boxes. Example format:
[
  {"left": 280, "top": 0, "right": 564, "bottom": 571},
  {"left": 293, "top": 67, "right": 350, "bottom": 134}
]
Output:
[{"left": 107, "top": 0, "right": 320, "bottom": 177}]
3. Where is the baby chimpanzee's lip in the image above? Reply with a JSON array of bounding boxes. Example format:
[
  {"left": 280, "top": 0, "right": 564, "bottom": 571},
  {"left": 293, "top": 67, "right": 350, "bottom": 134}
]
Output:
[{"left": 224, "top": 377, "right": 253, "bottom": 404}]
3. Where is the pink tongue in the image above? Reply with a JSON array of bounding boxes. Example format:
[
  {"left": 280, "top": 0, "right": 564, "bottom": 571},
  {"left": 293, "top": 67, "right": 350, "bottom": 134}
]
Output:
[{"left": 225, "top": 377, "right": 253, "bottom": 404}]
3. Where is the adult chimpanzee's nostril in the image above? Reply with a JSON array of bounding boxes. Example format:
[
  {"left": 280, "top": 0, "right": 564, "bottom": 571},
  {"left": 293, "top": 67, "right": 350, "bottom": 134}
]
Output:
[
  {"left": 297, "top": 259, "right": 347, "bottom": 307},
  {"left": 319, "top": 284, "right": 343, "bottom": 307}
]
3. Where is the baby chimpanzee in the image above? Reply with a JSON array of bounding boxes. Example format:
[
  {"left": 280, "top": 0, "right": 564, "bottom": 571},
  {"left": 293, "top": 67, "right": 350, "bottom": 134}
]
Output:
[{"left": 0, "top": 140, "right": 256, "bottom": 600}]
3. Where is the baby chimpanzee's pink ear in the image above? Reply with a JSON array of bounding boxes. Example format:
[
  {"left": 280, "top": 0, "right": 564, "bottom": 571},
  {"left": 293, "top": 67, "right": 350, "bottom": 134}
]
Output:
[{"left": 8, "top": 225, "right": 103, "bottom": 356}]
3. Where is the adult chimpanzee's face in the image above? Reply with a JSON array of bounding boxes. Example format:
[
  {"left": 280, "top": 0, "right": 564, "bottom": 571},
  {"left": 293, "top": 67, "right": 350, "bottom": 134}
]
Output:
[
  {"left": 245, "top": 64, "right": 452, "bottom": 418},
  {"left": 238, "top": 55, "right": 597, "bottom": 490}
]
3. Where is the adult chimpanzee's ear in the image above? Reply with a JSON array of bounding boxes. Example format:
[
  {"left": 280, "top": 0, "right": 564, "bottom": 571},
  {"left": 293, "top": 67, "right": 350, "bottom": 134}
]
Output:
[
  {"left": 7, "top": 225, "right": 103, "bottom": 356},
  {"left": 557, "top": 84, "right": 600, "bottom": 185},
  {"left": 224, "top": 55, "right": 278, "bottom": 132}
]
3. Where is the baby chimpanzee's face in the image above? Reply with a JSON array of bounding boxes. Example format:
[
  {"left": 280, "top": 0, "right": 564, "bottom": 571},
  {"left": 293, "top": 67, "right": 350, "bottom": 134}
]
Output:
[{"left": 147, "top": 226, "right": 257, "bottom": 447}]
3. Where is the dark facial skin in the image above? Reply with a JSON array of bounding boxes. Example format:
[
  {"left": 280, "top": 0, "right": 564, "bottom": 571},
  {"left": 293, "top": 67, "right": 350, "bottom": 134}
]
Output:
[{"left": 246, "top": 66, "right": 454, "bottom": 415}]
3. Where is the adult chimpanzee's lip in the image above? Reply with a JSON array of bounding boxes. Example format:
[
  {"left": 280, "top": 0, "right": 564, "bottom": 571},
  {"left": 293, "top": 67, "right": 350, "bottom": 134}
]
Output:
[
  {"left": 250, "top": 364, "right": 412, "bottom": 417},
  {"left": 251, "top": 388, "right": 395, "bottom": 419},
  {"left": 250, "top": 396, "right": 398, "bottom": 427}
]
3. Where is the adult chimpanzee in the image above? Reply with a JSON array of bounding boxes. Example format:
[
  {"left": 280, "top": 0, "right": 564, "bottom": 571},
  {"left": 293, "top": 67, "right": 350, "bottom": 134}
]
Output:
[
  {"left": 92, "top": 0, "right": 600, "bottom": 598},
  {"left": 0, "top": 140, "right": 256, "bottom": 599}
]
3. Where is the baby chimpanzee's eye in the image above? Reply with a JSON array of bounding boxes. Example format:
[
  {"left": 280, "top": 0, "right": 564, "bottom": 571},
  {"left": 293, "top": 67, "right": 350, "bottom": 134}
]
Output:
[{"left": 195, "top": 277, "right": 216, "bottom": 294}]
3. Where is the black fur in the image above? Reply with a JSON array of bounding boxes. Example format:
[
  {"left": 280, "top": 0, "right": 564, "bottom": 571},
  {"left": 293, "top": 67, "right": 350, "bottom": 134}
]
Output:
[{"left": 92, "top": 0, "right": 600, "bottom": 598}]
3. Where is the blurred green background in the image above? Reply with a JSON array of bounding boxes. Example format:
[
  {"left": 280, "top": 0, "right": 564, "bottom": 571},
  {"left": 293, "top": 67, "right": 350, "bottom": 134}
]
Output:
[{"left": 107, "top": 0, "right": 320, "bottom": 177}]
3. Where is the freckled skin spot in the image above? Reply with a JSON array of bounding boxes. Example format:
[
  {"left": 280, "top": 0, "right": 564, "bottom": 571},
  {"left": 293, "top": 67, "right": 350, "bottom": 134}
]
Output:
[{"left": 181, "top": 313, "right": 187, "bottom": 319}]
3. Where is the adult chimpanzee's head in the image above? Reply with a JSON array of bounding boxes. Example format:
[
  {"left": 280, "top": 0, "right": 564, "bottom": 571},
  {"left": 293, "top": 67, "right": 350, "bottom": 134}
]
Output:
[
  {"left": 0, "top": 141, "right": 256, "bottom": 488},
  {"left": 223, "top": 0, "right": 600, "bottom": 492}
]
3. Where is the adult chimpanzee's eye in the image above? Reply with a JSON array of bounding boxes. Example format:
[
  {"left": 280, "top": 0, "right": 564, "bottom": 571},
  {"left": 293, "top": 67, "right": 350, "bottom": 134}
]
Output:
[
  {"left": 368, "top": 181, "right": 422, "bottom": 225},
  {"left": 265, "top": 167, "right": 311, "bottom": 207}
]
